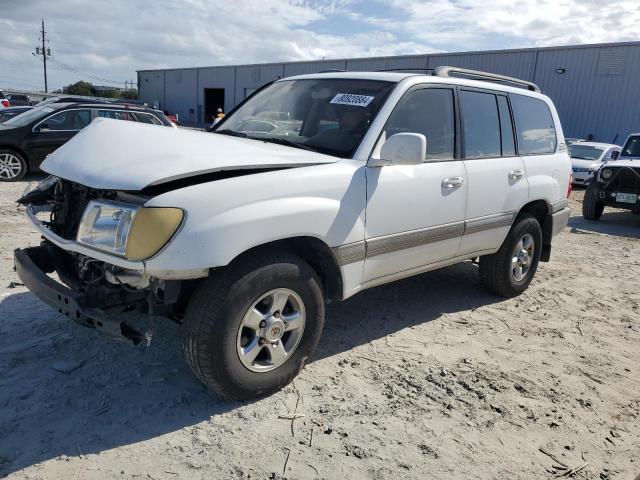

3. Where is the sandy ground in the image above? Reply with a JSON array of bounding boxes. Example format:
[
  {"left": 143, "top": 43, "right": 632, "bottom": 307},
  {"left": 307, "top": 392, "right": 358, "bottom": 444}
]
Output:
[{"left": 1, "top": 177, "right": 639, "bottom": 480}]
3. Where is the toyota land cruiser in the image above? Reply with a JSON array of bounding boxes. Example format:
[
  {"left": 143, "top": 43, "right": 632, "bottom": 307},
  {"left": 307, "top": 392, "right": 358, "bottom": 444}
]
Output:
[{"left": 14, "top": 68, "right": 571, "bottom": 399}]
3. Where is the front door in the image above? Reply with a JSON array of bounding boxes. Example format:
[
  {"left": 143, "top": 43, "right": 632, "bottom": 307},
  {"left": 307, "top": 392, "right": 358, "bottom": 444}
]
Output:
[
  {"left": 457, "top": 90, "right": 529, "bottom": 256},
  {"left": 24, "top": 108, "right": 92, "bottom": 167},
  {"left": 364, "top": 86, "right": 467, "bottom": 282}
]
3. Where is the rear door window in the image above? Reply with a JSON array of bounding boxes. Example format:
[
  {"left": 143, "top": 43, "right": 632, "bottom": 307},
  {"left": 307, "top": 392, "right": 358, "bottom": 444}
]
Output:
[
  {"left": 98, "top": 110, "right": 135, "bottom": 121},
  {"left": 132, "top": 112, "right": 162, "bottom": 125},
  {"left": 460, "top": 90, "right": 501, "bottom": 158},
  {"left": 497, "top": 96, "right": 516, "bottom": 156},
  {"left": 510, "top": 95, "right": 557, "bottom": 155}
]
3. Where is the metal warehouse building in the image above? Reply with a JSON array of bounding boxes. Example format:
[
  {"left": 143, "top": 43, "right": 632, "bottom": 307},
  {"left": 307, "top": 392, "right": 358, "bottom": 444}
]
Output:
[{"left": 138, "top": 41, "right": 640, "bottom": 144}]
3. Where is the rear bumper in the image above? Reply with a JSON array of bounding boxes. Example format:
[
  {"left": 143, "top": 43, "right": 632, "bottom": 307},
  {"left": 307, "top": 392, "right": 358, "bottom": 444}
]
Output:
[{"left": 14, "top": 246, "right": 144, "bottom": 345}]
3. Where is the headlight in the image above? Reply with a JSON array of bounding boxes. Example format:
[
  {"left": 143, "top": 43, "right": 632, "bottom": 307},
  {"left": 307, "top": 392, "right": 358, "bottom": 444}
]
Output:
[
  {"left": 76, "top": 200, "right": 183, "bottom": 260},
  {"left": 601, "top": 168, "right": 613, "bottom": 180}
]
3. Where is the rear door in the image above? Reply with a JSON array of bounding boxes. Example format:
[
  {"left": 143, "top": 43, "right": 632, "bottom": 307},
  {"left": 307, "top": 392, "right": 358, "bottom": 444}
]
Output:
[
  {"left": 459, "top": 89, "right": 529, "bottom": 256},
  {"left": 364, "top": 85, "right": 467, "bottom": 282},
  {"left": 510, "top": 94, "right": 569, "bottom": 208}
]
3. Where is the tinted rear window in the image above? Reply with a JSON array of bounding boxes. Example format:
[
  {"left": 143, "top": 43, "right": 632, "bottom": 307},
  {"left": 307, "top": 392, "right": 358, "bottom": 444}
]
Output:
[
  {"left": 511, "top": 95, "right": 557, "bottom": 155},
  {"left": 0, "top": 91, "right": 5, "bottom": 99},
  {"left": 460, "top": 90, "right": 501, "bottom": 158}
]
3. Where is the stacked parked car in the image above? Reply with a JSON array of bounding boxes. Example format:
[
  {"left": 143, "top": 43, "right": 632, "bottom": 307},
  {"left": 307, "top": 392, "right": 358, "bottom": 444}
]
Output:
[{"left": 0, "top": 101, "right": 174, "bottom": 181}]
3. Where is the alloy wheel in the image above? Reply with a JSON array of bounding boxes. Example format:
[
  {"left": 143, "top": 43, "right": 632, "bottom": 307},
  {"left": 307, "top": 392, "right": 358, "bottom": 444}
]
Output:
[
  {"left": 512, "top": 233, "right": 535, "bottom": 281},
  {"left": 0, "top": 153, "right": 23, "bottom": 180},
  {"left": 236, "top": 288, "right": 306, "bottom": 372}
]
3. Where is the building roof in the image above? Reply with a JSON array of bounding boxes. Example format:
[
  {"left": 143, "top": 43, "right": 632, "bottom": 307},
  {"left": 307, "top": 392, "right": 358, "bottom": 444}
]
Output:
[{"left": 137, "top": 40, "right": 640, "bottom": 74}]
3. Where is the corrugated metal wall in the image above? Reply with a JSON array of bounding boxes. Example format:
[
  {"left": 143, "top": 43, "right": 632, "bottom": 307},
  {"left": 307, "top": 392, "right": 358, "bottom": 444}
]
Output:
[
  {"left": 138, "top": 42, "right": 640, "bottom": 141},
  {"left": 427, "top": 51, "right": 537, "bottom": 81},
  {"left": 197, "top": 66, "right": 236, "bottom": 116},
  {"left": 533, "top": 44, "right": 640, "bottom": 143}
]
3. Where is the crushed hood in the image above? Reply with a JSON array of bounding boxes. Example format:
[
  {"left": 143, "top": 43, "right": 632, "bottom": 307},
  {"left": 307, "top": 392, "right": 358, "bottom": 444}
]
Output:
[{"left": 41, "top": 118, "right": 338, "bottom": 190}]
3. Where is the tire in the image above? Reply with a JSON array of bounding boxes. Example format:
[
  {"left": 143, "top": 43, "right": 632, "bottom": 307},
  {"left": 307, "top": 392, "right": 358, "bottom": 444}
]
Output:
[
  {"left": 582, "top": 181, "right": 604, "bottom": 220},
  {"left": 479, "top": 214, "right": 543, "bottom": 298},
  {"left": 0, "top": 150, "right": 28, "bottom": 182},
  {"left": 183, "top": 252, "right": 325, "bottom": 400}
]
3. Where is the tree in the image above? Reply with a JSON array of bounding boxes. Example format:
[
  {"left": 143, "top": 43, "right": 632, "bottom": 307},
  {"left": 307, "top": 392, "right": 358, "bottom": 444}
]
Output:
[
  {"left": 121, "top": 88, "right": 138, "bottom": 100},
  {"left": 63, "top": 81, "right": 93, "bottom": 96}
]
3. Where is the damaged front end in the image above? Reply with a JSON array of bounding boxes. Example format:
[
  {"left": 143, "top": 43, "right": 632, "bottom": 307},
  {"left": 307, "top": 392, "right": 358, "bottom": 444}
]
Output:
[{"left": 14, "top": 177, "right": 191, "bottom": 345}]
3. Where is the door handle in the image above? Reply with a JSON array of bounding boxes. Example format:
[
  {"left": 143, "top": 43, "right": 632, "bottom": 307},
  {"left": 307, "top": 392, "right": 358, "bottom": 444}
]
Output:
[
  {"left": 442, "top": 177, "right": 464, "bottom": 188},
  {"left": 509, "top": 169, "right": 525, "bottom": 180}
]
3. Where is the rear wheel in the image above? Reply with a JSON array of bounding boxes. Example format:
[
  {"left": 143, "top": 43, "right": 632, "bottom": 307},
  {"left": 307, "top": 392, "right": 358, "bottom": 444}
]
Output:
[
  {"left": 582, "top": 181, "right": 604, "bottom": 220},
  {"left": 479, "top": 214, "right": 543, "bottom": 297},
  {"left": 183, "top": 252, "right": 325, "bottom": 400},
  {"left": 0, "top": 150, "right": 27, "bottom": 181}
]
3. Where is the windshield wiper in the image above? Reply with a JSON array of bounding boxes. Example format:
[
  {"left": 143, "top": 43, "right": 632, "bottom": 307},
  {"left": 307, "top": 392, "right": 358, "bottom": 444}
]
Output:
[
  {"left": 214, "top": 129, "right": 249, "bottom": 138},
  {"left": 260, "top": 137, "right": 318, "bottom": 152}
]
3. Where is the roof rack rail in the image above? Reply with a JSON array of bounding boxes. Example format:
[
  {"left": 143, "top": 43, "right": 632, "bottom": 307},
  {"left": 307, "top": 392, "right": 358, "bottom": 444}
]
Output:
[
  {"left": 432, "top": 66, "right": 541, "bottom": 92},
  {"left": 376, "top": 68, "right": 434, "bottom": 73},
  {"left": 318, "top": 69, "right": 346, "bottom": 73}
]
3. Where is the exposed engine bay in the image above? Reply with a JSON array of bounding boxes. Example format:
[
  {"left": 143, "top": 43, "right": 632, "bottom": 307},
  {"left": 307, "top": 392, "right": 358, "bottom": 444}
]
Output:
[{"left": 15, "top": 177, "right": 192, "bottom": 344}]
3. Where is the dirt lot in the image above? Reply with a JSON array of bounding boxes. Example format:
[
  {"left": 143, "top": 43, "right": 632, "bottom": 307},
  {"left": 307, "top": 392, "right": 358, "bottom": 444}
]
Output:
[{"left": 1, "top": 177, "right": 639, "bottom": 480}]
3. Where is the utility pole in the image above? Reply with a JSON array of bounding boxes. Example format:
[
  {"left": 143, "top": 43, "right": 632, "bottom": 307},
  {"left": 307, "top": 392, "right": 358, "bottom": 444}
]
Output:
[{"left": 34, "top": 19, "right": 51, "bottom": 92}]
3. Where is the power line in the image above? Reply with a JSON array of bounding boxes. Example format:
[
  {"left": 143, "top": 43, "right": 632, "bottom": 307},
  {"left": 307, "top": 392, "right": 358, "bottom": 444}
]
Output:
[{"left": 47, "top": 57, "right": 126, "bottom": 85}]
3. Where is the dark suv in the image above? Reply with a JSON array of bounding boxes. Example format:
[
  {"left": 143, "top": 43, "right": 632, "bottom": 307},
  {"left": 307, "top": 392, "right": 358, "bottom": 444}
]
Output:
[{"left": 0, "top": 102, "right": 173, "bottom": 181}]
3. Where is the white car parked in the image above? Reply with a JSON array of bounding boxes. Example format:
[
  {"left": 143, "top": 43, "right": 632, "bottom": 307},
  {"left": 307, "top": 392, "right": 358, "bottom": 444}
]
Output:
[
  {"left": 15, "top": 68, "right": 571, "bottom": 399},
  {"left": 570, "top": 141, "right": 621, "bottom": 185},
  {"left": 0, "top": 90, "right": 10, "bottom": 109}
]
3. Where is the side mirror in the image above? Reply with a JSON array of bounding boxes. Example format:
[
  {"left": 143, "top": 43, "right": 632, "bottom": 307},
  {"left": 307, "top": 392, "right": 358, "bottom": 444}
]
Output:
[
  {"left": 611, "top": 150, "right": 620, "bottom": 160},
  {"left": 38, "top": 123, "right": 50, "bottom": 132},
  {"left": 377, "top": 133, "right": 427, "bottom": 166}
]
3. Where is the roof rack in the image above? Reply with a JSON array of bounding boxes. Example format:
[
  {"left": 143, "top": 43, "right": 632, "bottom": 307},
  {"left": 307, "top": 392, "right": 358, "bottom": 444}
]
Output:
[
  {"left": 432, "top": 66, "right": 540, "bottom": 92},
  {"left": 376, "top": 68, "right": 434, "bottom": 74}
]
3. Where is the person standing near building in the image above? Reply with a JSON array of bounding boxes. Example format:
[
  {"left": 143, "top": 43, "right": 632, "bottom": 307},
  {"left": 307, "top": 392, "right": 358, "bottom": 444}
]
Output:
[{"left": 216, "top": 107, "right": 225, "bottom": 119}]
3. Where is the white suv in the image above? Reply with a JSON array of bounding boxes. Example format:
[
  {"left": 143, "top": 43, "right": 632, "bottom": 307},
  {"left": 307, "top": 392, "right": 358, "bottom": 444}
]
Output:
[{"left": 15, "top": 68, "right": 571, "bottom": 399}]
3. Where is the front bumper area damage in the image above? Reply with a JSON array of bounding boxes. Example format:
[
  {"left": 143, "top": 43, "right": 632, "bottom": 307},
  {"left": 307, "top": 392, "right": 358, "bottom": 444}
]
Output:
[{"left": 15, "top": 244, "right": 157, "bottom": 345}]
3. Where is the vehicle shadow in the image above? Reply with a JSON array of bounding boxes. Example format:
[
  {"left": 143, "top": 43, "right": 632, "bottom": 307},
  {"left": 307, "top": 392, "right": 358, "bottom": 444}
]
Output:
[
  {"left": 316, "top": 261, "right": 500, "bottom": 361},
  {"left": 0, "top": 261, "right": 499, "bottom": 476},
  {"left": 568, "top": 211, "right": 640, "bottom": 239}
]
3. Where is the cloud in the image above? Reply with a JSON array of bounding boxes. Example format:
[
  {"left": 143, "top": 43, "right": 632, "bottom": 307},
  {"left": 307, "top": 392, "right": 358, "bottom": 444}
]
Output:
[{"left": 0, "top": 0, "right": 638, "bottom": 92}]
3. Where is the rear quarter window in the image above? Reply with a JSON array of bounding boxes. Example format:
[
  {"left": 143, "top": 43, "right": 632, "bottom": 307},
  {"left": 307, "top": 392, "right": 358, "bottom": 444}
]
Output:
[{"left": 510, "top": 95, "right": 557, "bottom": 155}]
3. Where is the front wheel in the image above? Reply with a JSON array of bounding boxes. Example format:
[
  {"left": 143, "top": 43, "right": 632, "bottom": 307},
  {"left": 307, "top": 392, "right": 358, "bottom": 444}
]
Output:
[
  {"left": 582, "top": 181, "right": 604, "bottom": 220},
  {"left": 0, "top": 150, "right": 27, "bottom": 181},
  {"left": 183, "top": 252, "right": 325, "bottom": 400},
  {"left": 479, "top": 214, "right": 543, "bottom": 297}
]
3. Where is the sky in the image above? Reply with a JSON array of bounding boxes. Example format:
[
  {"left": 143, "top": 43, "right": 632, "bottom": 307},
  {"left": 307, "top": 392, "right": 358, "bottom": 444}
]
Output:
[{"left": 0, "top": 0, "right": 639, "bottom": 92}]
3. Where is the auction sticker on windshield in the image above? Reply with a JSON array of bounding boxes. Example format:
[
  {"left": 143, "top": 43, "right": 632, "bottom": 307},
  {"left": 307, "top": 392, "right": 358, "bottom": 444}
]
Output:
[{"left": 330, "top": 93, "right": 375, "bottom": 107}]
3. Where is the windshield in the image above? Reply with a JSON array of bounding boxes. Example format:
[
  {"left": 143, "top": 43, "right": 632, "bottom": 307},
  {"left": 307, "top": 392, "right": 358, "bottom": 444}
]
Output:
[
  {"left": 216, "top": 78, "right": 396, "bottom": 158},
  {"left": 3, "top": 105, "right": 56, "bottom": 127},
  {"left": 621, "top": 135, "right": 640, "bottom": 157},
  {"left": 569, "top": 145, "right": 604, "bottom": 160}
]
